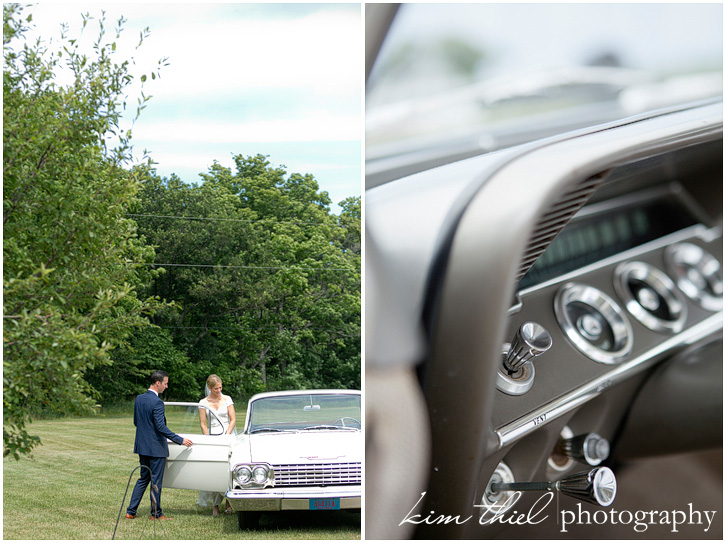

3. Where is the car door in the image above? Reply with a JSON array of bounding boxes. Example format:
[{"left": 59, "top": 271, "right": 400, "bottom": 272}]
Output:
[{"left": 162, "top": 401, "right": 234, "bottom": 493}]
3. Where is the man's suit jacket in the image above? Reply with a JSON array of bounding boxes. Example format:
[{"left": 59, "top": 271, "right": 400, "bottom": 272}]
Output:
[{"left": 133, "top": 390, "right": 184, "bottom": 457}]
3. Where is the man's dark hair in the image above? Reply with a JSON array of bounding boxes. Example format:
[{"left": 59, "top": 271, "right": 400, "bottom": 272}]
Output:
[{"left": 150, "top": 370, "right": 169, "bottom": 386}]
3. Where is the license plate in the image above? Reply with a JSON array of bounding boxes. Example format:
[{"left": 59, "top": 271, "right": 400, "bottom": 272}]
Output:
[{"left": 309, "top": 498, "right": 340, "bottom": 510}]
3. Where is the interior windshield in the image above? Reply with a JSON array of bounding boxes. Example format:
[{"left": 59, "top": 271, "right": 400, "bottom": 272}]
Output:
[
  {"left": 247, "top": 394, "right": 361, "bottom": 432},
  {"left": 367, "top": 4, "right": 723, "bottom": 161}
]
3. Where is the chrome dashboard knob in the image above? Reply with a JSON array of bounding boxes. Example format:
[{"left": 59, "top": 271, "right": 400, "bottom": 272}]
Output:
[
  {"left": 556, "top": 432, "right": 610, "bottom": 466},
  {"left": 664, "top": 243, "right": 723, "bottom": 311},
  {"left": 556, "top": 466, "right": 617, "bottom": 506},
  {"left": 488, "top": 466, "right": 616, "bottom": 507},
  {"left": 503, "top": 322, "right": 552, "bottom": 373}
]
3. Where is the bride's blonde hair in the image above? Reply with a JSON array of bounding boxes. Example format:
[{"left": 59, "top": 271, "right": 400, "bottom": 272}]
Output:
[{"left": 206, "top": 374, "right": 222, "bottom": 390}]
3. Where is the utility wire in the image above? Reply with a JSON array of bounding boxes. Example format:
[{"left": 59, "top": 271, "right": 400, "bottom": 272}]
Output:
[
  {"left": 158, "top": 326, "right": 360, "bottom": 336},
  {"left": 133, "top": 262, "right": 358, "bottom": 272},
  {"left": 127, "top": 213, "right": 356, "bottom": 229},
  {"left": 158, "top": 325, "right": 357, "bottom": 330}
]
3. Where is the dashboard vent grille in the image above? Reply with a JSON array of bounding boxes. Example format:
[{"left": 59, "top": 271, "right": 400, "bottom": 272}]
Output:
[{"left": 515, "top": 174, "right": 605, "bottom": 283}]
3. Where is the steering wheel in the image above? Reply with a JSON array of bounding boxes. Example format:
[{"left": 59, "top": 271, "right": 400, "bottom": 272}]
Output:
[{"left": 333, "top": 417, "right": 361, "bottom": 428}]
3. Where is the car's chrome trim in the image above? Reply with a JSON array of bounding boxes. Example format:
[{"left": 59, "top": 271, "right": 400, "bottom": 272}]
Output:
[
  {"left": 516, "top": 224, "right": 717, "bottom": 298},
  {"left": 232, "top": 462, "right": 274, "bottom": 489},
  {"left": 664, "top": 242, "right": 724, "bottom": 311},
  {"left": 496, "top": 311, "right": 723, "bottom": 448},
  {"left": 226, "top": 487, "right": 361, "bottom": 511},
  {"left": 272, "top": 462, "right": 362, "bottom": 487},
  {"left": 613, "top": 261, "right": 688, "bottom": 333},
  {"left": 554, "top": 283, "right": 634, "bottom": 364},
  {"left": 480, "top": 462, "right": 517, "bottom": 518}
]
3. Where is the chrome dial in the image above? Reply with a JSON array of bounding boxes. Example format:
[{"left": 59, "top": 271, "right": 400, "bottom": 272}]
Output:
[
  {"left": 555, "top": 283, "right": 633, "bottom": 364},
  {"left": 664, "top": 243, "right": 723, "bottom": 311},
  {"left": 614, "top": 261, "right": 687, "bottom": 333}
]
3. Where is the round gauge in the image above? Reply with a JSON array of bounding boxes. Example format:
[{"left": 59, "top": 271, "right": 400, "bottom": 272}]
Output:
[
  {"left": 664, "top": 243, "right": 723, "bottom": 311},
  {"left": 555, "top": 283, "right": 633, "bottom": 364},
  {"left": 614, "top": 261, "right": 687, "bottom": 333}
]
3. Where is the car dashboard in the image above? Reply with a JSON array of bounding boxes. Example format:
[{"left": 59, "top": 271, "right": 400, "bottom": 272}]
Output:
[
  {"left": 365, "top": 100, "right": 722, "bottom": 539},
  {"left": 496, "top": 178, "right": 721, "bottom": 437}
]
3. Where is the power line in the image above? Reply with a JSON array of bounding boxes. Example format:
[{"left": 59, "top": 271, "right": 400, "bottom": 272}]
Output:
[
  {"left": 157, "top": 326, "right": 360, "bottom": 335},
  {"left": 133, "top": 262, "right": 358, "bottom": 272},
  {"left": 127, "top": 213, "right": 356, "bottom": 229}
]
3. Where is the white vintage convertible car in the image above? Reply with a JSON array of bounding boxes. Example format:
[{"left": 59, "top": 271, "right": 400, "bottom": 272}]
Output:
[{"left": 162, "top": 389, "right": 361, "bottom": 529}]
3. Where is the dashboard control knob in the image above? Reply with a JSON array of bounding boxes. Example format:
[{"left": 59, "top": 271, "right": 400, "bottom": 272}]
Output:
[
  {"left": 555, "top": 283, "right": 633, "bottom": 364},
  {"left": 636, "top": 287, "right": 661, "bottom": 311},
  {"left": 576, "top": 314, "right": 603, "bottom": 340},
  {"left": 664, "top": 243, "right": 723, "bottom": 311},
  {"left": 556, "top": 466, "right": 617, "bottom": 506},
  {"left": 556, "top": 432, "right": 610, "bottom": 466},
  {"left": 488, "top": 466, "right": 616, "bottom": 507},
  {"left": 503, "top": 322, "right": 552, "bottom": 373},
  {"left": 614, "top": 261, "right": 687, "bottom": 333}
]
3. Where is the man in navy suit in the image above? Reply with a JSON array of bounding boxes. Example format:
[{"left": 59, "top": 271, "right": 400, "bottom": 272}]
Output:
[{"left": 125, "top": 370, "right": 193, "bottom": 520}]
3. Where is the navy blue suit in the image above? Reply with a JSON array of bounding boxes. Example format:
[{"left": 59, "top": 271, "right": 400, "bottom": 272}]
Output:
[{"left": 127, "top": 390, "right": 184, "bottom": 517}]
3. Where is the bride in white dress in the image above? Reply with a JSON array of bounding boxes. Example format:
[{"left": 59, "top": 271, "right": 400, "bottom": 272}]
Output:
[{"left": 197, "top": 374, "right": 237, "bottom": 516}]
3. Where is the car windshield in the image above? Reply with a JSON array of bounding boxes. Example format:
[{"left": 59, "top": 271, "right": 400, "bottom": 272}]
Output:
[
  {"left": 366, "top": 4, "right": 723, "bottom": 175},
  {"left": 247, "top": 393, "right": 361, "bottom": 432}
]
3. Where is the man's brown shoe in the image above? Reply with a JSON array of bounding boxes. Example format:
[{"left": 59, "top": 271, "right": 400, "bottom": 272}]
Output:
[
  {"left": 151, "top": 515, "right": 172, "bottom": 520},
  {"left": 124, "top": 514, "right": 136, "bottom": 519}
]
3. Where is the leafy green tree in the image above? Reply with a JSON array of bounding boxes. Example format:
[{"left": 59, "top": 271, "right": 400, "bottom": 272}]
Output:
[
  {"left": 125, "top": 155, "right": 361, "bottom": 400},
  {"left": 337, "top": 196, "right": 362, "bottom": 254},
  {"left": 3, "top": 5, "right": 164, "bottom": 458},
  {"left": 90, "top": 327, "right": 190, "bottom": 402}
]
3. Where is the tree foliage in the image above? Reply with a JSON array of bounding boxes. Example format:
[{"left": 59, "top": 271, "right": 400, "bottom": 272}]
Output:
[
  {"left": 88, "top": 156, "right": 361, "bottom": 402},
  {"left": 3, "top": 5, "right": 164, "bottom": 458}
]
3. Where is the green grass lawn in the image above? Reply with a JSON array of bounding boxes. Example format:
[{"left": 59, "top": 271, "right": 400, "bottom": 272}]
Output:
[{"left": 3, "top": 413, "right": 361, "bottom": 540}]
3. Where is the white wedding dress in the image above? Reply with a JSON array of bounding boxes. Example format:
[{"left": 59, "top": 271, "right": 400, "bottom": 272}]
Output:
[{"left": 196, "top": 394, "right": 236, "bottom": 508}]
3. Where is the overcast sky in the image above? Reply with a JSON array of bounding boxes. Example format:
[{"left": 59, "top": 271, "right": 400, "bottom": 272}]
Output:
[{"left": 25, "top": 3, "right": 362, "bottom": 213}]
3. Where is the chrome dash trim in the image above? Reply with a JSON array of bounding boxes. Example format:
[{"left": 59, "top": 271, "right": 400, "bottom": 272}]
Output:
[
  {"left": 496, "top": 311, "right": 723, "bottom": 448},
  {"left": 517, "top": 224, "right": 714, "bottom": 297},
  {"left": 613, "top": 261, "right": 688, "bottom": 333},
  {"left": 665, "top": 242, "right": 724, "bottom": 311},
  {"left": 554, "top": 283, "right": 634, "bottom": 364}
]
